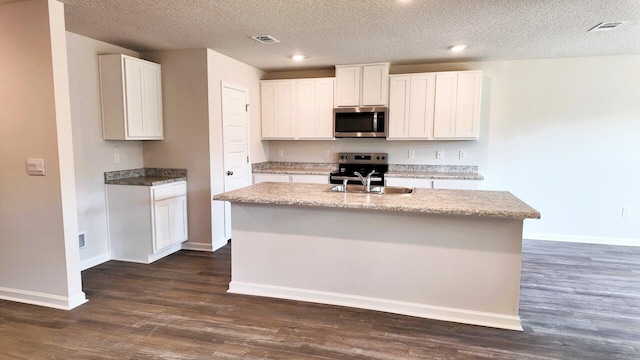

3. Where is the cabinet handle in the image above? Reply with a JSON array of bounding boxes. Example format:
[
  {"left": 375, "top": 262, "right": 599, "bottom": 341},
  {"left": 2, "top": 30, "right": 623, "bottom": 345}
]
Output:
[{"left": 226, "top": 171, "right": 234, "bottom": 176}]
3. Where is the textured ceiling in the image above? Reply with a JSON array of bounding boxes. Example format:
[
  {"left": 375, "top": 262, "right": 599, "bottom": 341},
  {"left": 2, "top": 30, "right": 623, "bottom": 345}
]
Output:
[{"left": 3, "top": 0, "right": 640, "bottom": 71}]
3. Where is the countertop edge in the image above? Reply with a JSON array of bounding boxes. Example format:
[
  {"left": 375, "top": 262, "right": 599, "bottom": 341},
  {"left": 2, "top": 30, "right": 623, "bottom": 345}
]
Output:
[
  {"left": 213, "top": 184, "right": 540, "bottom": 220},
  {"left": 105, "top": 177, "right": 187, "bottom": 186}
]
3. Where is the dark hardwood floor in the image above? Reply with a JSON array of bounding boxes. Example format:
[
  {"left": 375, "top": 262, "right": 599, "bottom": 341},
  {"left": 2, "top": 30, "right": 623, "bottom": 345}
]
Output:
[{"left": 1, "top": 240, "right": 639, "bottom": 359}]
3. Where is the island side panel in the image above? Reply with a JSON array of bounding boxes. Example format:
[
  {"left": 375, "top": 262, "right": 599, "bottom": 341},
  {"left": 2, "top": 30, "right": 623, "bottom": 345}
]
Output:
[{"left": 228, "top": 202, "right": 524, "bottom": 330}]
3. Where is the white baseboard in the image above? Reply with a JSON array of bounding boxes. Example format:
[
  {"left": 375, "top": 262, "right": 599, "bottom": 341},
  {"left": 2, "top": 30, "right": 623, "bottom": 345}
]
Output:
[
  {"left": 524, "top": 232, "right": 640, "bottom": 247},
  {"left": 228, "top": 281, "right": 522, "bottom": 331},
  {"left": 80, "top": 252, "right": 111, "bottom": 270},
  {"left": 212, "top": 238, "right": 229, "bottom": 252},
  {"left": 0, "top": 287, "right": 88, "bottom": 310},
  {"left": 181, "top": 241, "right": 213, "bottom": 252},
  {"left": 181, "top": 239, "right": 229, "bottom": 252}
]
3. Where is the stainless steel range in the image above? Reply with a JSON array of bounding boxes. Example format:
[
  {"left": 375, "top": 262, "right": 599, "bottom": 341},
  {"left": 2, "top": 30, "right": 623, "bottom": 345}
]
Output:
[{"left": 329, "top": 152, "right": 388, "bottom": 186}]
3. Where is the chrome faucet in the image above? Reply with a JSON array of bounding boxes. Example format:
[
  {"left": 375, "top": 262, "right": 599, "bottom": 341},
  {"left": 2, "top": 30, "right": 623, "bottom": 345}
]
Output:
[
  {"left": 342, "top": 178, "right": 349, "bottom": 193},
  {"left": 354, "top": 170, "right": 376, "bottom": 193}
]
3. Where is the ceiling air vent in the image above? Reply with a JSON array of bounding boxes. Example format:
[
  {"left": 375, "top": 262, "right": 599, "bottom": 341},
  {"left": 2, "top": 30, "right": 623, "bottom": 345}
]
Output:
[
  {"left": 589, "top": 21, "right": 627, "bottom": 32},
  {"left": 250, "top": 35, "right": 280, "bottom": 44}
]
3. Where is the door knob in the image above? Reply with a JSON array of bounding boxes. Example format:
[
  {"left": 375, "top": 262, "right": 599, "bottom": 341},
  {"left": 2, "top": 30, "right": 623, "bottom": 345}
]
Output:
[{"left": 226, "top": 171, "right": 234, "bottom": 176}]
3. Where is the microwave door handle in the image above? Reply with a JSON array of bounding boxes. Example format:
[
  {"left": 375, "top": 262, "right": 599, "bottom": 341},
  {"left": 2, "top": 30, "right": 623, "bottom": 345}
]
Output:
[{"left": 372, "top": 112, "right": 378, "bottom": 131}]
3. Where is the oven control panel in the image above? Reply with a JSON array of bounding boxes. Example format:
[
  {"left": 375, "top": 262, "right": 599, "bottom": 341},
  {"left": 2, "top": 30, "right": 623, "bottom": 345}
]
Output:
[{"left": 337, "top": 152, "right": 387, "bottom": 164}]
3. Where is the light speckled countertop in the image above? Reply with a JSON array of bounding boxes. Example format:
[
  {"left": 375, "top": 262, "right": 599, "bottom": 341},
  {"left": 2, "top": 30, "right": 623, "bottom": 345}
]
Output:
[
  {"left": 253, "top": 162, "right": 336, "bottom": 175},
  {"left": 104, "top": 168, "right": 187, "bottom": 186},
  {"left": 214, "top": 182, "right": 540, "bottom": 220},
  {"left": 252, "top": 162, "right": 483, "bottom": 180}
]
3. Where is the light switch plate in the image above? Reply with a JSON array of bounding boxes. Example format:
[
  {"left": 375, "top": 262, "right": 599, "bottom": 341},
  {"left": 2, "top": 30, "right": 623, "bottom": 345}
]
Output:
[{"left": 27, "top": 158, "right": 45, "bottom": 176}]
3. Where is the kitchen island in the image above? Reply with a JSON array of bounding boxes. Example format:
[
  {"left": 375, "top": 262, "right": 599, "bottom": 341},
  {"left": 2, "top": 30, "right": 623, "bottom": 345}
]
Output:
[{"left": 213, "top": 182, "right": 540, "bottom": 330}]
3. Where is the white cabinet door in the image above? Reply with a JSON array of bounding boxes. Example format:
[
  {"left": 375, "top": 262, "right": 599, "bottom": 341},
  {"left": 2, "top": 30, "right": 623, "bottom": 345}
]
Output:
[
  {"left": 408, "top": 73, "right": 435, "bottom": 139},
  {"left": 455, "top": 71, "right": 482, "bottom": 139},
  {"left": 261, "top": 81, "right": 277, "bottom": 138},
  {"left": 387, "top": 76, "right": 410, "bottom": 139},
  {"left": 153, "top": 194, "right": 188, "bottom": 252},
  {"left": 434, "top": 71, "right": 481, "bottom": 139},
  {"left": 432, "top": 180, "right": 480, "bottom": 190},
  {"left": 314, "top": 78, "right": 335, "bottom": 139},
  {"left": 100, "top": 54, "right": 163, "bottom": 140},
  {"left": 297, "top": 78, "right": 335, "bottom": 139},
  {"left": 260, "top": 80, "right": 297, "bottom": 139},
  {"left": 385, "top": 177, "right": 433, "bottom": 189},
  {"left": 335, "top": 63, "right": 389, "bottom": 107},
  {"left": 276, "top": 81, "right": 297, "bottom": 138},
  {"left": 433, "top": 73, "right": 458, "bottom": 138},
  {"left": 335, "top": 66, "right": 361, "bottom": 107},
  {"left": 361, "top": 63, "right": 389, "bottom": 106},
  {"left": 253, "top": 173, "right": 291, "bottom": 184},
  {"left": 290, "top": 174, "right": 329, "bottom": 184}
]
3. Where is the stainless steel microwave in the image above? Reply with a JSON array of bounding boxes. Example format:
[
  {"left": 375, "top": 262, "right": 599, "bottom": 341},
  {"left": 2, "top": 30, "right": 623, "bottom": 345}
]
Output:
[{"left": 334, "top": 107, "right": 387, "bottom": 138}]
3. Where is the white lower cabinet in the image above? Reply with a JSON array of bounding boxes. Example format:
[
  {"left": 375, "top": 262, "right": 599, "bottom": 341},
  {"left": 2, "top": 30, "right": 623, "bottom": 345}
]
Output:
[
  {"left": 253, "top": 173, "right": 329, "bottom": 184},
  {"left": 106, "top": 181, "right": 188, "bottom": 263},
  {"left": 385, "top": 177, "right": 433, "bottom": 189},
  {"left": 432, "top": 179, "right": 480, "bottom": 190},
  {"left": 386, "top": 177, "right": 480, "bottom": 190}
]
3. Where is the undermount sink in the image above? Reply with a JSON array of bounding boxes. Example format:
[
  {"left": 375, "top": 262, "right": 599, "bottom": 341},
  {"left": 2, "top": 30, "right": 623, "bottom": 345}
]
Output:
[{"left": 328, "top": 184, "right": 414, "bottom": 195}]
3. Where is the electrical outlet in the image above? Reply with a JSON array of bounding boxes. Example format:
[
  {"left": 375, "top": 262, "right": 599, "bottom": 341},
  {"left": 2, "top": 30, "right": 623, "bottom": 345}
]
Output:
[
  {"left": 113, "top": 153, "right": 120, "bottom": 163},
  {"left": 323, "top": 150, "right": 330, "bottom": 158},
  {"left": 459, "top": 150, "right": 467, "bottom": 160},
  {"left": 277, "top": 149, "right": 284, "bottom": 157},
  {"left": 622, "top": 207, "right": 632, "bottom": 217},
  {"left": 436, "top": 150, "right": 444, "bottom": 159},
  {"left": 408, "top": 150, "right": 416, "bottom": 159}
]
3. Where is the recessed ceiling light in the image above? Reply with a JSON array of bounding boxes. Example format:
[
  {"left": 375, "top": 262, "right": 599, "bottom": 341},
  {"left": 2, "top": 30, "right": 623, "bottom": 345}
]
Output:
[
  {"left": 291, "top": 54, "right": 306, "bottom": 61},
  {"left": 449, "top": 44, "right": 467, "bottom": 52}
]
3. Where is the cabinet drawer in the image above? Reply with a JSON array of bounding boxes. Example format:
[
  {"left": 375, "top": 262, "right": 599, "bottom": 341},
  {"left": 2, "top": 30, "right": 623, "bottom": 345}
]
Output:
[{"left": 152, "top": 182, "right": 187, "bottom": 201}]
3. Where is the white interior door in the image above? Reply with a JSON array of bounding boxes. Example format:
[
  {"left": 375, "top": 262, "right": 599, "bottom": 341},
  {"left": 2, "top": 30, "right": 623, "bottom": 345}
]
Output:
[
  {"left": 221, "top": 83, "right": 251, "bottom": 238},
  {"left": 222, "top": 83, "right": 250, "bottom": 191}
]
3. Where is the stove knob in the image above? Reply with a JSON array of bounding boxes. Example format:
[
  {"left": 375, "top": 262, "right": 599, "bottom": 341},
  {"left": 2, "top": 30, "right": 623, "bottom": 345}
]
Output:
[{"left": 376, "top": 156, "right": 380, "bottom": 160}]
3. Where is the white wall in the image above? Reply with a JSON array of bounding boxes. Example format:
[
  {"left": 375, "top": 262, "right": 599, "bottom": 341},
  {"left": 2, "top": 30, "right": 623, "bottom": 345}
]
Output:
[
  {"left": 142, "top": 49, "right": 212, "bottom": 251},
  {"left": 207, "top": 49, "right": 266, "bottom": 249},
  {"left": 265, "top": 56, "right": 640, "bottom": 246},
  {"left": 0, "top": 0, "right": 86, "bottom": 309},
  {"left": 141, "top": 48, "right": 265, "bottom": 252},
  {"left": 66, "top": 32, "right": 143, "bottom": 270}
]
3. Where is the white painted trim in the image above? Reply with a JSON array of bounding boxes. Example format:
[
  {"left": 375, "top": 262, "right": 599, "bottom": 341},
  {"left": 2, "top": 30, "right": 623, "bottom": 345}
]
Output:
[
  {"left": 181, "top": 239, "right": 228, "bottom": 252},
  {"left": 80, "top": 252, "right": 111, "bottom": 270},
  {"left": 0, "top": 287, "right": 88, "bottom": 310},
  {"left": 228, "top": 281, "right": 523, "bottom": 331},
  {"left": 147, "top": 242, "right": 183, "bottom": 263},
  {"left": 524, "top": 232, "right": 640, "bottom": 247},
  {"left": 181, "top": 241, "right": 213, "bottom": 252},
  {"left": 212, "top": 238, "right": 229, "bottom": 252}
]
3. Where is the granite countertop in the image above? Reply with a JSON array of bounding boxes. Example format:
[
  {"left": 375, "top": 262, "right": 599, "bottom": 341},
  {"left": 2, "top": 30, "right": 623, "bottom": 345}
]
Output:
[
  {"left": 213, "top": 182, "right": 540, "bottom": 220},
  {"left": 253, "top": 162, "right": 337, "bottom": 175},
  {"left": 104, "top": 168, "right": 187, "bottom": 186},
  {"left": 386, "top": 164, "right": 484, "bottom": 180},
  {"left": 253, "top": 162, "right": 484, "bottom": 180}
]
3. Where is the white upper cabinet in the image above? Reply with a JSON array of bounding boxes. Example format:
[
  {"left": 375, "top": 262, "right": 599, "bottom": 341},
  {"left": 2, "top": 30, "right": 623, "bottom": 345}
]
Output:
[
  {"left": 335, "top": 63, "right": 389, "bottom": 107},
  {"left": 388, "top": 70, "right": 481, "bottom": 140},
  {"left": 434, "top": 70, "right": 482, "bottom": 139},
  {"left": 261, "top": 78, "right": 334, "bottom": 140},
  {"left": 99, "top": 54, "right": 163, "bottom": 140},
  {"left": 388, "top": 74, "right": 436, "bottom": 140},
  {"left": 387, "top": 76, "right": 411, "bottom": 138},
  {"left": 297, "top": 78, "right": 335, "bottom": 139},
  {"left": 261, "top": 80, "right": 298, "bottom": 139}
]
